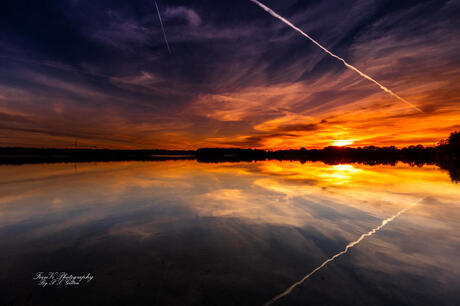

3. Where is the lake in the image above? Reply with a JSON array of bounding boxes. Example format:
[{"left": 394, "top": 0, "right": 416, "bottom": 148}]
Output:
[{"left": 0, "top": 160, "right": 459, "bottom": 306}]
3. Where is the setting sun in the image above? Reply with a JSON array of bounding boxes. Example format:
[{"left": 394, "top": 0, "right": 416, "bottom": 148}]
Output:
[{"left": 331, "top": 139, "right": 355, "bottom": 147}]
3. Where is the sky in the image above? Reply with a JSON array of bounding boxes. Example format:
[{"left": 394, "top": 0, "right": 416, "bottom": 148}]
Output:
[{"left": 0, "top": 0, "right": 459, "bottom": 149}]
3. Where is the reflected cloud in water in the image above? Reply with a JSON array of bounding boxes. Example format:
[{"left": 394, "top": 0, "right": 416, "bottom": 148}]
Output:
[{"left": 0, "top": 160, "right": 459, "bottom": 305}]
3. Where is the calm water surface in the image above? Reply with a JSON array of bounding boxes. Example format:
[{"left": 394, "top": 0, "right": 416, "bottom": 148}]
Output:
[{"left": 0, "top": 160, "right": 459, "bottom": 306}]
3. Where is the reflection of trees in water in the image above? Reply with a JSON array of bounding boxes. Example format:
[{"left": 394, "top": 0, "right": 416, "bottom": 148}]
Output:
[
  {"left": 197, "top": 155, "right": 459, "bottom": 183},
  {"left": 436, "top": 160, "right": 460, "bottom": 183},
  {"left": 436, "top": 131, "right": 460, "bottom": 182}
]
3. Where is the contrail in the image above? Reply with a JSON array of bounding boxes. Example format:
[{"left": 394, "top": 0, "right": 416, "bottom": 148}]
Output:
[
  {"left": 250, "top": 0, "right": 423, "bottom": 113},
  {"left": 154, "top": 0, "right": 171, "bottom": 54},
  {"left": 263, "top": 198, "right": 422, "bottom": 306}
]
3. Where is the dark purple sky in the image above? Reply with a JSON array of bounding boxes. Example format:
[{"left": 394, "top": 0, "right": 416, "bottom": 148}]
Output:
[{"left": 1, "top": 0, "right": 459, "bottom": 148}]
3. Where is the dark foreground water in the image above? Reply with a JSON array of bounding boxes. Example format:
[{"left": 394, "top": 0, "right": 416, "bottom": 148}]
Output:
[{"left": 0, "top": 160, "right": 459, "bottom": 306}]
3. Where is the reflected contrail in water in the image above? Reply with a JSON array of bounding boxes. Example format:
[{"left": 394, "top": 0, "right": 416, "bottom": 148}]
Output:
[
  {"left": 249, "top": 0, "right": 423, "bottom": 113},
  {"left": 263, "top": 198, "right": 423, "bottom": 306},
  {"left": 154, "top": 0, "right": 171, "bottom": 54}
]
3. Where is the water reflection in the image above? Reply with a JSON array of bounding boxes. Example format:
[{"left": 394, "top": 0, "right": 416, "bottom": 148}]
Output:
[{"left": 0, "top": 161, "right": 459, "bottom": 306}]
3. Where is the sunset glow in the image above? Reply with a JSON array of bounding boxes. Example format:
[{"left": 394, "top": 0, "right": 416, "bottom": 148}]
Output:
[
  {"left": 331, "top": 139, "right": 355, "bottom": 147},
  {"left": 0, "top": 1, "right": 458, "bottom": 149},
  {"left": 2, "top": 1, "right": 459, "bottom": 304}
]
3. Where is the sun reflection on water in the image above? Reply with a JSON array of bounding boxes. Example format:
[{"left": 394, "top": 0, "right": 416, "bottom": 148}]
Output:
[{"left": 0, "top": 160, "right": 459, "bottom": 306}]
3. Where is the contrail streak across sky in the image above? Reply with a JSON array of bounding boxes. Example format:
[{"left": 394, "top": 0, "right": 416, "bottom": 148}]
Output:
[
  {"left": 154, "top": 0, "right": 171, "bottom": 54},
  {"left": 250, "top": 0, "right": 423, "bottom": 113},
  {"left": 263, "top": 198, "right": 423, "bottom": 306}
]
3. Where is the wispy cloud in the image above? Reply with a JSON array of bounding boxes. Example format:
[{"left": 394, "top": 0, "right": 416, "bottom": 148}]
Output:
[
  {"left": 165, "top": 6, "right": 202, "bottom": 26},
  {"left": 0, "top": 0, "right": 458, "bottom": 148}
]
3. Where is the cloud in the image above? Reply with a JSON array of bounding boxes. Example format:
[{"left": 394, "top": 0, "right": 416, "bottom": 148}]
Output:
[
  {"left": 111, "top": 71, "right": 158, "bottom": 86},
  {"left": 219, "top": 133, "right": 297, "bottom": 148},
  {"left": 91, "top": 19, "right": 151, "bottom": 49},
  {"left": 0, "top": 0, "right": 459, "bottom": 148},
  {"left": 165, "top": 6, "right": 202, "bottom": 26},
  {"left": 278, "top": 123, "right": 320, "bottom": 132}
]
